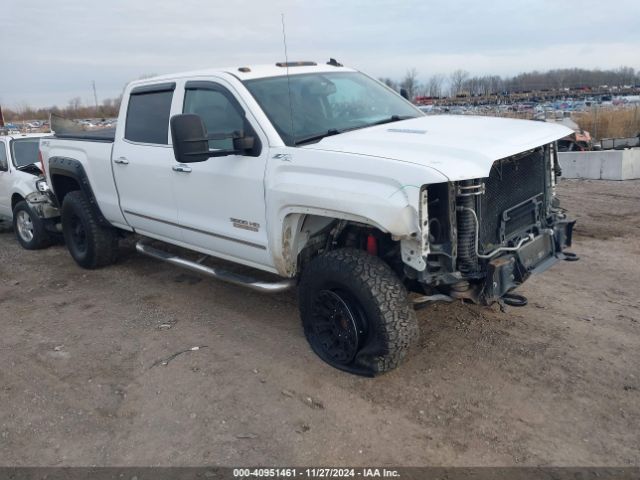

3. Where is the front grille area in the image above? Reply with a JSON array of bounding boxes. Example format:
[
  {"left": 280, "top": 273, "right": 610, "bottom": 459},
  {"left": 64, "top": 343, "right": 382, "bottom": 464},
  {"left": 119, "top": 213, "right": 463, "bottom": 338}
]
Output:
[{"left": 478, "top": 149, "right": 547, "bottom": 252}]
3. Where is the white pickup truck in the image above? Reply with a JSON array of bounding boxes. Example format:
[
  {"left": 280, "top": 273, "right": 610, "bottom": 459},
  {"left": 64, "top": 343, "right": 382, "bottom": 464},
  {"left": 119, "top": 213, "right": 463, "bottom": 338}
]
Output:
[
  {"left": 41, "top": 61, "right": 576, "bottom": 376},
  {"left": 0, "top": 133, "right": 59, "bottom": 249}
]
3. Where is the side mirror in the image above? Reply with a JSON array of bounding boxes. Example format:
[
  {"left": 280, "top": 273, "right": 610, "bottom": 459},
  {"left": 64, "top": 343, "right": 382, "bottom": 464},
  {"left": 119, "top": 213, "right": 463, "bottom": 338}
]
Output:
[
  {"left": 171, "top": 113, "right": 257, "bottom": 162},
  {"left": 170, "top": 114, "right": 211, "bottom": 163},
  {"left": 400, "top": 88, "right": 409, "bottom": 100}
]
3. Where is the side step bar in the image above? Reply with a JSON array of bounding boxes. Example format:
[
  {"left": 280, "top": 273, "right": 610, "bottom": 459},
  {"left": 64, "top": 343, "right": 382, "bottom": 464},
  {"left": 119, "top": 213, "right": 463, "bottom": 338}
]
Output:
[{"left": 135, "top": 239, "right": 295, "bottom": 293}]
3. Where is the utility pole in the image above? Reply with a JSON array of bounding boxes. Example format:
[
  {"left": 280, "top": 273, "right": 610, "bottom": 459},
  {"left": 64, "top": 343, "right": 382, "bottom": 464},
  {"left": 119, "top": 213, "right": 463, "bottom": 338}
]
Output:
[{"left": 92, "top": 81, "right": 99, "bottom": 116}]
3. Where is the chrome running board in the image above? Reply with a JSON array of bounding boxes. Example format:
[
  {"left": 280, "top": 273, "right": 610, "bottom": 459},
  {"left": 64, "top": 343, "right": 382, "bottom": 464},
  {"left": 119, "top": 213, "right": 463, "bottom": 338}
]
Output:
[{"left": 136, "top": 239, "right": 295, "bottom": 293}]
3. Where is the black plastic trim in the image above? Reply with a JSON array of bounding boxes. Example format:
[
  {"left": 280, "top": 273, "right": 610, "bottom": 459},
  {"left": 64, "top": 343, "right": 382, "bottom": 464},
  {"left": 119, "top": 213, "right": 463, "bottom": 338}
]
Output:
[
  {"left": 130, "top": 82, "right": 176, "bottom": 95},
  {"left": 48, "top": 156, "right": 111, "bottom": 226},
  {"left": 183, "top": 81, "right": 246, "bottom": 116}
]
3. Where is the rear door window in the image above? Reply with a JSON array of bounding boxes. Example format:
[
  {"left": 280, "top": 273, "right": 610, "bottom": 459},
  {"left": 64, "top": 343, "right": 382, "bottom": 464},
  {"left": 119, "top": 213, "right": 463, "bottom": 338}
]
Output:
[{"left": 125, "top": 85, "right": 174, "bottom": 144}]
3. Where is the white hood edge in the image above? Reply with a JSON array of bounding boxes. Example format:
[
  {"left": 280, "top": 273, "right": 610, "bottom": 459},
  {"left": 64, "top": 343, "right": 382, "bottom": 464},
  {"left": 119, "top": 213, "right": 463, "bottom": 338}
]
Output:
[{"left": 302, "top": 115, "right": 573, "bottom": 181}]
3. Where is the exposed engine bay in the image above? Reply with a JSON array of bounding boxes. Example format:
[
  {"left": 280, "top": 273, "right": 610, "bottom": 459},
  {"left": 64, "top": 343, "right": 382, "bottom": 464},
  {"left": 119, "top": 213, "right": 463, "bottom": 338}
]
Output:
[{"left": 416, "top": 143, "right": 576, "bottom": 304}]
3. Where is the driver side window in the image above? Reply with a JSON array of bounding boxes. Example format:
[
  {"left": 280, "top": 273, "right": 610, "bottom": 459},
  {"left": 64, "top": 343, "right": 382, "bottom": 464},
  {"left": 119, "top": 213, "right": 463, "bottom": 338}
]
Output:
[
  {"left": 183, "top": 87, "right": 244, "bottom": 151},
  {"left": 0, "top": 143, "right": 8, "bottom": 171}
]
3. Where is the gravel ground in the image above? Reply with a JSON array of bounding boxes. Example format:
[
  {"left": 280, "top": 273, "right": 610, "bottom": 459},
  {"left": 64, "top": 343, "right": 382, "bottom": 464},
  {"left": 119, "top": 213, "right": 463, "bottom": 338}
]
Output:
[{"left": 0, "top": 179, "right": 638, "bottom": 466}]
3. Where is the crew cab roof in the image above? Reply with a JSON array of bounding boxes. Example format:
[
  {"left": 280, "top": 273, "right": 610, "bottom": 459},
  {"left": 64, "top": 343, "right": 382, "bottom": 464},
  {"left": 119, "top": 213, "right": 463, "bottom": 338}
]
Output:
[{"left": 127, "top": 62, "right": 357, "bottom": 87}]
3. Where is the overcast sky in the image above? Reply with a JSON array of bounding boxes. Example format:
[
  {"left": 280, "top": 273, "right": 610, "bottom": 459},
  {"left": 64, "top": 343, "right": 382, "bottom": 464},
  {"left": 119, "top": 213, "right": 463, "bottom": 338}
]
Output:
[{"left": 1, "top": 0, "right": 639, "bottom": 108}]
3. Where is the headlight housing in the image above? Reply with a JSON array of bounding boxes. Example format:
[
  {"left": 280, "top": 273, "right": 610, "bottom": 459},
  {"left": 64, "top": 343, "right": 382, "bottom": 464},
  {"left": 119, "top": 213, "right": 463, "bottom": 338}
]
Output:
[{"left": 35, "top": 178, "right": 50, "bottom": 192}]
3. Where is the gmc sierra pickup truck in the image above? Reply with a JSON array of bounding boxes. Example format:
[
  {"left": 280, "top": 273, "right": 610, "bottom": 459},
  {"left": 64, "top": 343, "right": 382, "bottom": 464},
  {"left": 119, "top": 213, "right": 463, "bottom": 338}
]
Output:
[{"left": 41, "top": 61, "right": 576, "bottom": 376}]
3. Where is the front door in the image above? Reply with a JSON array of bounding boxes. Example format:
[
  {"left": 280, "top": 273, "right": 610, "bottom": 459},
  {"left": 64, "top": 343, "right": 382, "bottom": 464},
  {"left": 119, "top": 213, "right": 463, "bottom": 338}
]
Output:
[
  {"left": 112, "top": 83, "right": 182, "bottom": 242},
  {"left": 171, "top": 80, "right": 271, "bottom": 270}
]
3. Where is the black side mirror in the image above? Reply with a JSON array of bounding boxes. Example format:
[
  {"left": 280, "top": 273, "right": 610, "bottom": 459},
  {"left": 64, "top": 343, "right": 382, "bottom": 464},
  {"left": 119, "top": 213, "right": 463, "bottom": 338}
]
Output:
[
  {"left": 400, "top": 88, "right": 409, "bottom": 100},
  {"left": 170, "top": 114, "right": 211, "bottom": 163}
]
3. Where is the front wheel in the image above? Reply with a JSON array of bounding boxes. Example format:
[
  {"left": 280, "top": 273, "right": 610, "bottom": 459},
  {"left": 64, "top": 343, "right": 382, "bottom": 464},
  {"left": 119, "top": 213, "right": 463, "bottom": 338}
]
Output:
[
  {"left": 61, "top": 191, "right": 119, "bottom": 269},
  {"left": 299, "top": 248, "right": 419, "bottom": 376},
  {"left": 12, "top": 201, "right": 52, "bottom": 250}
]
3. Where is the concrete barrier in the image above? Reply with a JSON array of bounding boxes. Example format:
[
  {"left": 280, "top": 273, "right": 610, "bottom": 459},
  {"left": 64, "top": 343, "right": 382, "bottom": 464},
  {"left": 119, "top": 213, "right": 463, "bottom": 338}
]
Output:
[{"left": 558, "top": 149, "right": 640, "bottom": 180}]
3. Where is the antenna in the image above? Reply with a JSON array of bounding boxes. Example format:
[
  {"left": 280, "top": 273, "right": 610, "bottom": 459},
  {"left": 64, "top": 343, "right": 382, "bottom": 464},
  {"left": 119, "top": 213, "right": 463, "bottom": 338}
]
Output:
[
  {"left": 92, "top": 80, "right": 99, "bottom": 116},
  {"left": 281, "top": 13, "right": 295, "bottom": 143}
]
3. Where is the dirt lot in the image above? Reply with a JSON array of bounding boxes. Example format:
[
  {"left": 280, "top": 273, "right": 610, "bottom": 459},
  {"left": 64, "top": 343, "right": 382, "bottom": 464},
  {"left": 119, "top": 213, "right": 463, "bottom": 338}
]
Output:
[{"left": 0, "top": 179, "right": 639, "bottom": 467}]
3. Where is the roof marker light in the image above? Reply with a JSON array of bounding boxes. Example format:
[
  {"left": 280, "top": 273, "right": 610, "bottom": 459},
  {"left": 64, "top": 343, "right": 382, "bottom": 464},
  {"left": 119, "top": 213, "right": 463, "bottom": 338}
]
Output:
[{"left": 275, "top": 61, "right": 317, "bottom": 67}]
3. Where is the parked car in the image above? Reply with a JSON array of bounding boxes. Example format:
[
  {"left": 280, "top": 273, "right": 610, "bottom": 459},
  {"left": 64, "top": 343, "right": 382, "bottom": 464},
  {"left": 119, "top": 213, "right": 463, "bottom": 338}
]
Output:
[
  {"left": 40, "top": 61, "right": 576, "bottom": 375},
  {"left": 0, "top": 133, "right": 59, "bottom": 249}
]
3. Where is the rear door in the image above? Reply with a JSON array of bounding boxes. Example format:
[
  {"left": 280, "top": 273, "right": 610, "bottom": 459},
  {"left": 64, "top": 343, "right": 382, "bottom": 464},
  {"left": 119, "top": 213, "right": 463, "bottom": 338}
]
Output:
[
  {"left": 171, "top": 79, "right": 271, "bottom": 269},
  {"left": 112, "top": 83, "right": 182, "bottom": 242}
]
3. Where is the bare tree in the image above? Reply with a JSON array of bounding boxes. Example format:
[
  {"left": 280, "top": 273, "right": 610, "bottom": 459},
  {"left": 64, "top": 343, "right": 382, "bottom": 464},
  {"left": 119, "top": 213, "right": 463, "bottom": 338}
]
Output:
[
  {"left": 68, "top": 97, "right": 82, "bottom": 111},
  {"left": 400, "top": 68, "right": 420, "bottom": 100},
  {"left": 449, "top": 69, "right": 469, "bottom": 97},
  {"left": 16, "top": 102, "right": 35, "bottom": 121},
  {"left": 378, "top": 77, "right": 398, "bottom": 91},
  {"left": 426, "top": 74, "right": 445, "bottom": 97}
]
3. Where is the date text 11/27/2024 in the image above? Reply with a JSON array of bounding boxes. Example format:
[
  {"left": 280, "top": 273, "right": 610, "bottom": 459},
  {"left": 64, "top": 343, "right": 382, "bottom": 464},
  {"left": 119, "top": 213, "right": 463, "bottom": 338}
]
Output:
[{"left": 232, "top": 468, "right": 400, "bottom": 478}]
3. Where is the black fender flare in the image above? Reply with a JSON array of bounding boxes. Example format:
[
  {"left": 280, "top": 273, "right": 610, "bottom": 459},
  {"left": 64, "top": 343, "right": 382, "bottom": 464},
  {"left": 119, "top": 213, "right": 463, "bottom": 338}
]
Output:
[{"left": 48, "top": 156, "right": 111, "bottom": 227}]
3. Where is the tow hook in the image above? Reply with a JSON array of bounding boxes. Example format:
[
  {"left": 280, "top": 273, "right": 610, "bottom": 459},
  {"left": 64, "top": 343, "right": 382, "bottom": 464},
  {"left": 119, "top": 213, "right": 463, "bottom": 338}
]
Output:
[
  {"left": 562, "top": 251, "right": 580, "bottom": 262},
  {"left": 502, "top": 293, "right": 528, "bottom": 307}
]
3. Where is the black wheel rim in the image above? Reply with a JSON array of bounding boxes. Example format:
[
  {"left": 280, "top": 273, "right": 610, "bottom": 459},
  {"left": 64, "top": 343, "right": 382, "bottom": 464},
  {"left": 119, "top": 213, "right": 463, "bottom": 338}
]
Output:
[
  {"left": 310, "top": 289, "right": 366, "bottom": 365},
  {"left": 70, "top": 214, "right": 88, "bottom": 255}
]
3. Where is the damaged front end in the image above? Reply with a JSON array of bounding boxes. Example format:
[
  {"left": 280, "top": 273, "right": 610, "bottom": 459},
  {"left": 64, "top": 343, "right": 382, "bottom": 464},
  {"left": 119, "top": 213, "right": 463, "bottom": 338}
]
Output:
[
  {"left": 25, "top": 177, "right": 61, "bottom": 233},
  {"left": 412, "top": 143, "right": 576, "bottom": 305}
]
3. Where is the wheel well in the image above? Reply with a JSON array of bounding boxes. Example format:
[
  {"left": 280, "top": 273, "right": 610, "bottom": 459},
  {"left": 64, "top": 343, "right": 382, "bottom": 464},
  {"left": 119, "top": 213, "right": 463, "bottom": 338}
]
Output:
[
  {"left": 294, "top": 214, "right": 401, "bottom": 275},
  {"left": 51, "top": 174, "right": 81, "bottom": 205},
  {"left": 11, "top": 193, "right": 24, "bottom": 210}
]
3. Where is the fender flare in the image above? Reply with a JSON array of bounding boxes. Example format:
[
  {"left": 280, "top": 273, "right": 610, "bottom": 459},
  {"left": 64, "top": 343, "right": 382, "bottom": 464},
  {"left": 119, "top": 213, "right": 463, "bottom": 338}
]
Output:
[{"left": 48, "top": 156, "right": 110, "bottom": 226}]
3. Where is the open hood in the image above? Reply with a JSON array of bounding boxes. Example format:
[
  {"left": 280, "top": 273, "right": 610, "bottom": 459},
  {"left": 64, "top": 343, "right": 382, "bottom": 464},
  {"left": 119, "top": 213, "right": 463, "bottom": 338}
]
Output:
[{"left": 302, "top": 115, "right": 573, "bottom": 181}]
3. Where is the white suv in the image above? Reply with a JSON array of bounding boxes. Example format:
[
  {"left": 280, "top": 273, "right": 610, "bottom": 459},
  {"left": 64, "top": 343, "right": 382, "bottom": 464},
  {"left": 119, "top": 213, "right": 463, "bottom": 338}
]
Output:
[{"left": 0, "top": 133, "right": 59, "bottom": 249}]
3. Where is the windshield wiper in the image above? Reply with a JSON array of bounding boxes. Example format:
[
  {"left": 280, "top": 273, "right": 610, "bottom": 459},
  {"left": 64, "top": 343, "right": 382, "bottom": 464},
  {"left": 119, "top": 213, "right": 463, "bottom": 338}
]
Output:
[
  {"left": 293, "top": 115, "right": 414, "bottom": 146},
  {"left": 367, "top": 114, "right": 414, "bottom": 127},
  {"left": 294, "top": 128, "right": 341, "bottom": 146}
]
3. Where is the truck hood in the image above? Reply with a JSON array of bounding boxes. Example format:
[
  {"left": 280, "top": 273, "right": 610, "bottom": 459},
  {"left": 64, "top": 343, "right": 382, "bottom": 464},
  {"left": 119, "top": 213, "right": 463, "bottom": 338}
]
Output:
[{"left": 302, "top": 115, "right": 573, "bottom": 181}]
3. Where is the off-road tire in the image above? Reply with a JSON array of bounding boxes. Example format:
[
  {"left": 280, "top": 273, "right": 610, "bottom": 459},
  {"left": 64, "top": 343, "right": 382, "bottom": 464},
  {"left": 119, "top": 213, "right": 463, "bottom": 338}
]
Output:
[
  {"left": 12, "top": 200, "right": 52, "bottom": 250},
  {"left": 61, "top": 191, "right": 118, "bottom": 269},
  {"left": 299, "top": 248, "right": 419, "bottom": 376}
]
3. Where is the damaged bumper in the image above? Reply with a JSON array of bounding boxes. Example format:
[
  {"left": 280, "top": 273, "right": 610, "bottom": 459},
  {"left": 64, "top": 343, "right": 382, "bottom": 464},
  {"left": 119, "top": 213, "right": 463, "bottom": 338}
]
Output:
[
  {"left": 481, "top": 219, "right": 576, "bottom": 304},
  {"left": 25, "top": 189, "right": 61, "bottom": 233}
]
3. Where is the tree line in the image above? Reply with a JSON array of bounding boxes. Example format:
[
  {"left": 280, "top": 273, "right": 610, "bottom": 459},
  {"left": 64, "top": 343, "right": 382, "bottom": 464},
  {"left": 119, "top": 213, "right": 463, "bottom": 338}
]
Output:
[
  {"left": 3, "top": 95, "right": 122, "bottom": 122},
  {"left": 380, "top": 66, "right": 640, "bottom": 99},
  {"left": 3, "top": 66, "right": 639, "bottom": 122}
]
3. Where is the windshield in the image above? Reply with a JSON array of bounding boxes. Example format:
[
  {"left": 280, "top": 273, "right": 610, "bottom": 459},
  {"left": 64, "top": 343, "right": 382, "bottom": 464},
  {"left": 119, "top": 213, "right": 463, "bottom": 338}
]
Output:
[
  {"left": 10, "top": 138, "right": 41, "bottom": 168},
  {"left": 243, "top": 72, "right": 422, "bottom": 146}
]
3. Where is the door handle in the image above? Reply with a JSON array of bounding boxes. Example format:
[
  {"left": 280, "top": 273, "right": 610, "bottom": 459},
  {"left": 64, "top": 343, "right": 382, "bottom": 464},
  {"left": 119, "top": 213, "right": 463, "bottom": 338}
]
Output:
[
  {"left": 114, "top": 157, "right": 129, "bottom": 165},
  {"left": 172, "top": 164, "right": 192, "bottom": 173}
]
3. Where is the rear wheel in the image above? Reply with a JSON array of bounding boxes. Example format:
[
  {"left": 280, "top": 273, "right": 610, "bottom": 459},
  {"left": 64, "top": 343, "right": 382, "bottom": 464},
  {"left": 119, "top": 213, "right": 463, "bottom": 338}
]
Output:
[
  {"left": 61, "top": 191, "right": 118, "bottom": 269},
  {"left": 299, "top": 248, "right": 419, "bottom": 376}
]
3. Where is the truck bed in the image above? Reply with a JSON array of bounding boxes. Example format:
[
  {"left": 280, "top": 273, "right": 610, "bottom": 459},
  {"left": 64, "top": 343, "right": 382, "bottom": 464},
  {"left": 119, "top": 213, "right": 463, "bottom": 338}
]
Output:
[{"left": 40, "top": 136, "right": 129, "bottom": 230}]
